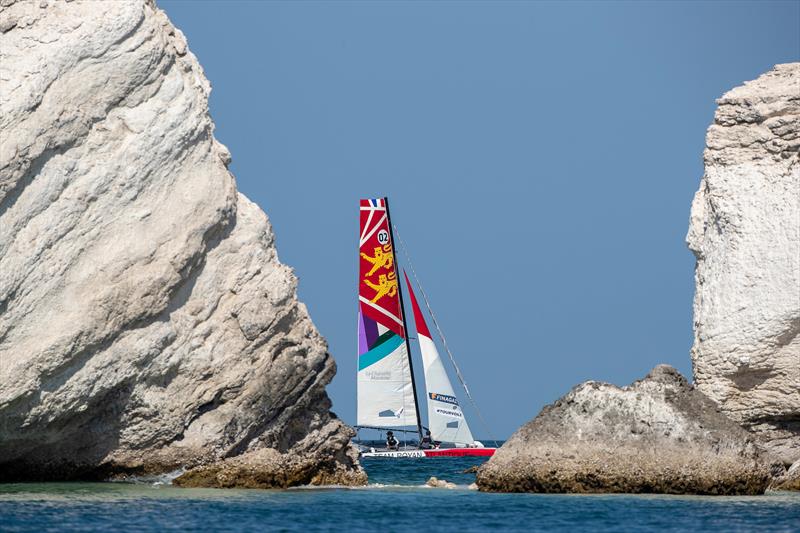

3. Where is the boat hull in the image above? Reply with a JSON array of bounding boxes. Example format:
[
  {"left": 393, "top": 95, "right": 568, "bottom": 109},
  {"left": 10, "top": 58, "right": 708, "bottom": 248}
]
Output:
[{"left": 360, "top": 448, "right": 496, "bottom": 458}]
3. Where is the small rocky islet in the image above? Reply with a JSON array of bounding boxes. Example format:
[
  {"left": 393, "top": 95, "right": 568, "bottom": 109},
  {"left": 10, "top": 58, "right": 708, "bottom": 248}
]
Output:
[
  {"left": 477, "top": 365, "right": 773, "bottom": 495},
  {"left": 0, "top": 0, "right": 797, "bottom": 494}
]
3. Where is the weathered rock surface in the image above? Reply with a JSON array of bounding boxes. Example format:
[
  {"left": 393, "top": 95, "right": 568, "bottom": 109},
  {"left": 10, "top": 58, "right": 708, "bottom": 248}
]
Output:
[
  {"left": 0, "top": 0, "right": 364, "bottom": 486},
  {"left": 687, "top": 63, "right": 800, "bottom": 466},
  {"left": 769, "top": 460, "right": 800, "bottom": 492},
  {"left": 173, "top": 419, "right": 366, "bottom": 489},
  {"left": 477, "top": 366, "right": 772, "bottom": 494}
]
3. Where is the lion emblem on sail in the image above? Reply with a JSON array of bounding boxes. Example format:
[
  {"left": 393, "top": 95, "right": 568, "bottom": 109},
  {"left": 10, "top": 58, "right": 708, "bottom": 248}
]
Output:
[
  {"left": 363, "top": 271, "right": 398, "bottom": 303},
  {"left": 360, "top": 244, "right": 394, "bottom": 276}
]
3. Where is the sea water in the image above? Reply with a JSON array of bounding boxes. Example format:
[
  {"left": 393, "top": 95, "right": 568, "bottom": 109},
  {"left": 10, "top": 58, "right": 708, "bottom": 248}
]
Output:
[{"left": 1, "top": 457, "right": 798, "bottom": 532}]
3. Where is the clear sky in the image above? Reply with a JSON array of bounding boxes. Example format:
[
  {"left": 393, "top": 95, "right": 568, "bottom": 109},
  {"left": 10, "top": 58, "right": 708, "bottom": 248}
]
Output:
[{"left": 160, "top": 0, "right": 799, "bottom": 440}]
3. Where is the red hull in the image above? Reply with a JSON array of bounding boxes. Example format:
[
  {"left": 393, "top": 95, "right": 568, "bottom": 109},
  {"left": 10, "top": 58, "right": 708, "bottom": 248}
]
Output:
[{"left": 423, "top": 448, "right": 495, "bottom": 457}]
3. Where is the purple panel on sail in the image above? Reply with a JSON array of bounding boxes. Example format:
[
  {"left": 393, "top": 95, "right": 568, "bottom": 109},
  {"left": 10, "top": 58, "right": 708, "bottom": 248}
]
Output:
[
  {"left": 358, "top": 308, "right": 379, "bottom": 356},
  {"left": 358, "top": 311, "right": 369, "bottom": 356},
  {"left": 364, "top": 316, "right": 378, "bottom": 349}
]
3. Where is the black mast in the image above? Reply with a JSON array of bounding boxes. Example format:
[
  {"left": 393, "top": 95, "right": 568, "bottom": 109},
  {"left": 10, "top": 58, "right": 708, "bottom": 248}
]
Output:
[{"left": 384, "top": 196, "right": 424, "bottom": 443}]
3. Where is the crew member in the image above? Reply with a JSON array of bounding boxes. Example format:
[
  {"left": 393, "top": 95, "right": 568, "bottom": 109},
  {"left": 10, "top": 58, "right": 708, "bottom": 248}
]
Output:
[
  {"left": 386, "top": 431, "right": 398, "bottom": 450},
  {"left": 420, "top": 429, "right": 434, "bottom": 449}
]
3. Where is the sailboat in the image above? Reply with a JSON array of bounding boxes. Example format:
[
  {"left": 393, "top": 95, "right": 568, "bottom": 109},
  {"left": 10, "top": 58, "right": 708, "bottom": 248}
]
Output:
[{"left": 356, "top": 197, "right": 496, "bottom": 458}]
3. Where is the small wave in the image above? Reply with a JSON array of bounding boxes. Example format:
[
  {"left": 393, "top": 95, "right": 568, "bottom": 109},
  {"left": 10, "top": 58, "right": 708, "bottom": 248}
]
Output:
[
  {"left": 288, "top": 481, "right": 414, "bottom": 489},
  {"left": 371, "top": 482, "right": 475, "bottom": 490},
  {"left": 109, "top": 469, "right": 185, "bottom": 486},
  {"left": 289, "top": 482, "right": 475, "bottom": 491}
]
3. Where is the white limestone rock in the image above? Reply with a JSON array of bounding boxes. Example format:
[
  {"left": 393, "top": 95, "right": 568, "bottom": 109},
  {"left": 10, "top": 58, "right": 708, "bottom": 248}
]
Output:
[
  {"left": 476, "top": 366, "right": 772, "bottom": 495},
  {"left": 426, "top": 476, "right": 457, "bottom": 489},
  {"left": 0, "top": 0, "right": 364, "bottom": 486},
  {"left": 687, "top": 63, "right": 800, "bottom": 465}
]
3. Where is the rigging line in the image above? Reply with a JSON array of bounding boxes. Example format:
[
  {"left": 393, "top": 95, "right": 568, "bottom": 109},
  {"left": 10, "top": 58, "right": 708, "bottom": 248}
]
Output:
[{"left": 393, "top": 224, "right": 500, "bottom": 448}]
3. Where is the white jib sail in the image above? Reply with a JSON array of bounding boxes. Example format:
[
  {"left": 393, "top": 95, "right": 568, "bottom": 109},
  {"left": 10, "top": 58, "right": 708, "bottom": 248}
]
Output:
[
  {"left": 418, "top": 333, "right": 475, "bottom": 445},
  {"left": 403, "top": 272, "right": 475, "bottom": 445},
  {"left": 357, "top": 321, "right": 418, "bottom": 428}
]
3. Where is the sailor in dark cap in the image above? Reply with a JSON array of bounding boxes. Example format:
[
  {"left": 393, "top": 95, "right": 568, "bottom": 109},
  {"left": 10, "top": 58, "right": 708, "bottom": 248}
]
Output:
[{"left": 386, "top": 430, "right": 398, "bottom": 450}]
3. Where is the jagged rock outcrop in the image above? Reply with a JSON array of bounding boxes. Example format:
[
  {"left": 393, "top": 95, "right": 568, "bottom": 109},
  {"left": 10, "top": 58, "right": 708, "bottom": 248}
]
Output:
[
  {"left": 0, "top": 0, "right": 364, "bottom": 487},
  {"left": 770, "top": 460, "right": 800, "bottom": 492},
  {"left": 687, "top": 63, "right": 800, "bottom": 466},
  {"left": 476, "top": 366, "right": 772, "bottom": 495},
  {"left": 173, "top": 419, "right": 364, "bottom": 488}
]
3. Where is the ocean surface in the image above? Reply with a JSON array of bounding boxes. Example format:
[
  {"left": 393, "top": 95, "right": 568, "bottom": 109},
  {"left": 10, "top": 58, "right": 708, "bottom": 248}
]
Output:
[{"left": 1, "top": 456, "right": 798, "bottom": 532}]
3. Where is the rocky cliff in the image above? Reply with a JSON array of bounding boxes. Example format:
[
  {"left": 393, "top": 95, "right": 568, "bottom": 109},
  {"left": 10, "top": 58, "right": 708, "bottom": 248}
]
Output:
[
  {"left": 687, "top": 63, "right": 800, "bottom": 466},
  {"left": 477, "top": 366, "right": 772, "bottom": 495},
  {"left": 0, "top": 0, "right": 364, "bottom": 486}
]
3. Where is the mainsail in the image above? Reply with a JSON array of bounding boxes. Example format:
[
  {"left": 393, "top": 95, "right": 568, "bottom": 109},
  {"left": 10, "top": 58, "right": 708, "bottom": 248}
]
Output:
[
  {"left": 357, "top": 198, "right": 419, "bottom": 429},
  {"left": 403, "top": 272, "right": 475, "bottom": 446}
]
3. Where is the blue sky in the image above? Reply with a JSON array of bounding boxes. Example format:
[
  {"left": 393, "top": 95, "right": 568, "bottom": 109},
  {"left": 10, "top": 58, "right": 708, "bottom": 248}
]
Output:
[{"left": 160, "top": 0, "right": 799, "bottom": 439}]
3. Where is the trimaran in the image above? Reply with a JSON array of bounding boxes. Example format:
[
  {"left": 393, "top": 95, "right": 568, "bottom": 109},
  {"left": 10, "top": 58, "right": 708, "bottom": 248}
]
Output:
[{"left": 355, "top": 197, "right": 496, "bottom": 458}]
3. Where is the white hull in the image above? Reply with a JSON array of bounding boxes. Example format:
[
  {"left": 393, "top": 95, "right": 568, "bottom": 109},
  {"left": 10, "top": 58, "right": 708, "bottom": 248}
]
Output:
[
  {"left": 359, "top": 447, "right": 496, "bottom": 458},
  {"left": 361, "top": 449, "right": 428, "bottom": 458}
]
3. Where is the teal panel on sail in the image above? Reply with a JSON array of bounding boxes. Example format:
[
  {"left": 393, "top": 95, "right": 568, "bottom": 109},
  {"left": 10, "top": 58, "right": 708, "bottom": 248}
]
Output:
[{"left": 358, "top": 334, "right": 404, "bottom": 370}]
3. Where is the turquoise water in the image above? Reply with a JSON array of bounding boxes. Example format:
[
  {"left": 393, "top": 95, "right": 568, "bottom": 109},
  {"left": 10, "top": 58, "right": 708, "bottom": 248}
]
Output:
[{"left": 1, "top": 458, "right": 798, "bottom": 532}]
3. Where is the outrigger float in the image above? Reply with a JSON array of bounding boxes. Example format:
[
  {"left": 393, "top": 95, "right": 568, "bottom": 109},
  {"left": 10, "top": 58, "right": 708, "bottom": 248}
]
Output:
[{"left": 355, "top": 197, "right": 496, "bottom": 458}]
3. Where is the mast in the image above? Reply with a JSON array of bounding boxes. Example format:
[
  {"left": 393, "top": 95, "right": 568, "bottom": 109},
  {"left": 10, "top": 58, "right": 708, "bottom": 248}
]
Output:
[{"left": 383, "top": 196, "right": 424, "bottom": 442}]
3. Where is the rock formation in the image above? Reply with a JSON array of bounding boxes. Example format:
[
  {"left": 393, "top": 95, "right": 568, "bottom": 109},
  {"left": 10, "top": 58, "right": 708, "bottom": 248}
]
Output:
[
  {"left": 0, "top": 0, "right": 364, "bottom": 487},
  {"left": 687, "top": 63, "right": 800, "bottom": 466},
  {"left": 476, "top": 366, "right": 772, "bottom": 495},
  {"left": 770, "top": 459, "right": 800, "bottom": 492},
  {"left": 425, "top": 476, "right": 457, "bottom": 489}
]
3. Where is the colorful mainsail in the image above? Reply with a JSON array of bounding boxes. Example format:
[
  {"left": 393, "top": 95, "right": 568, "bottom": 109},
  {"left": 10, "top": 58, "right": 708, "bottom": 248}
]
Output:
[
  {"left": 357, "top": 198, "right": 418, "bottom": 428},
  {"left": 403, "top": 271, "right": 475, "bottom": 445}
]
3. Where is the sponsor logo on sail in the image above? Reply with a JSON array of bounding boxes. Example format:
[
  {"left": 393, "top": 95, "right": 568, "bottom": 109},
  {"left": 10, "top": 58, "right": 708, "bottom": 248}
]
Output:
[
  {"left": 378, "top": 407, "right": 404, "bottom": 418},
  {"left": 429, "top": 392, "right": 459, "bottom": 406},
  {"left": 435, "top": 407, "right": 463, "bottom": 418}
]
